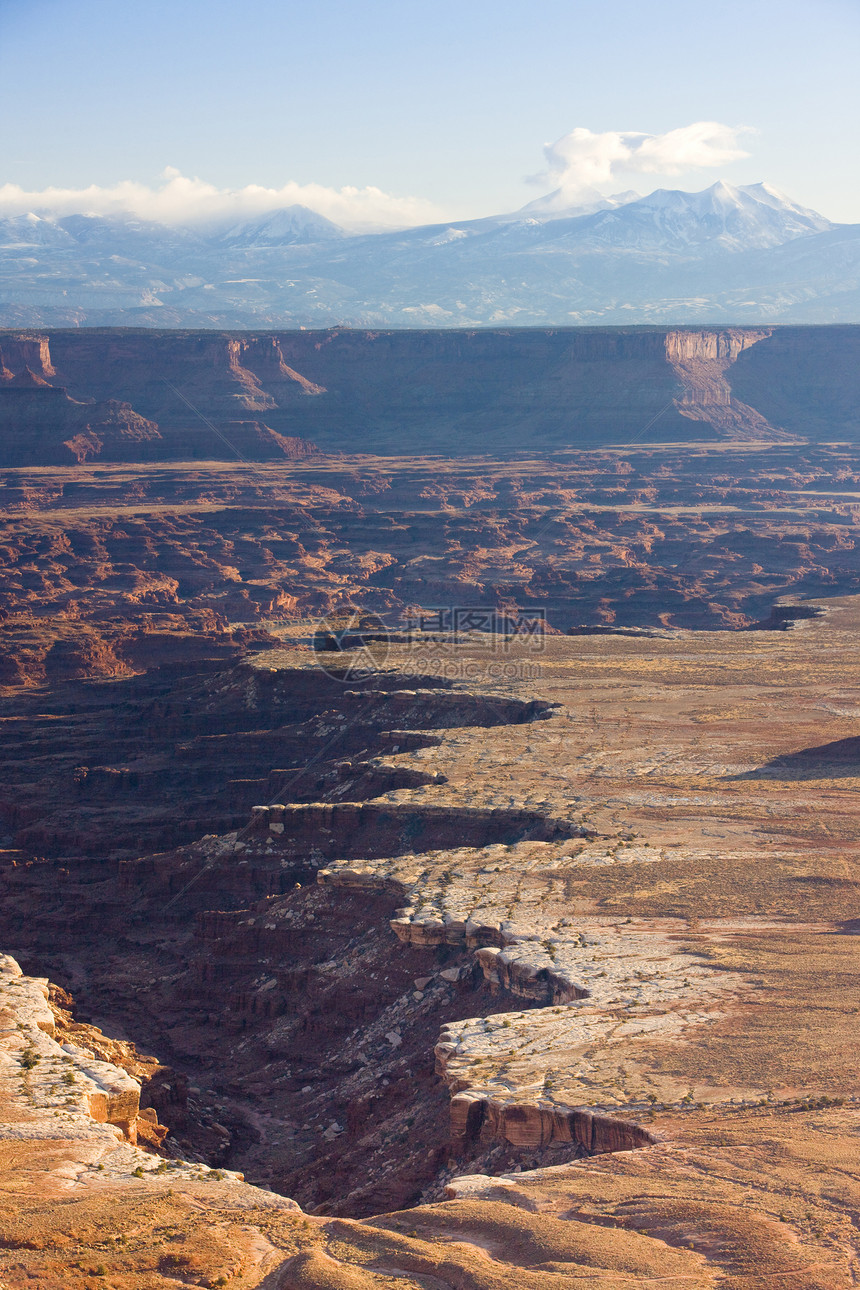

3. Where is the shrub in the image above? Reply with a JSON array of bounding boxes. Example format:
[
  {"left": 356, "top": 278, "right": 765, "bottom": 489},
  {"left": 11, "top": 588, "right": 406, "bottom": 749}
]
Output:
[{"left": 161, "top": 1252, "right": 193, "bottom": 1269}]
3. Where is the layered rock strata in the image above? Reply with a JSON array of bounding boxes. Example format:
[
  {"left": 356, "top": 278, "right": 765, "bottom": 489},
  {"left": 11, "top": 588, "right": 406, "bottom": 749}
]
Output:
[
  {"left": 2, "top": 954, "right": 195, "bottom": 1169},
  {"left": 3, "top": 326, "right": 858, "bottom": 459}
]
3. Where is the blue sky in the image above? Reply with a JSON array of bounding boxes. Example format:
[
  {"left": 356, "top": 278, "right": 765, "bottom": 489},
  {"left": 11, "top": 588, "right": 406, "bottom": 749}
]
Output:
[{"left": 1, "top": 0, "right": 858, "bottom": 225}]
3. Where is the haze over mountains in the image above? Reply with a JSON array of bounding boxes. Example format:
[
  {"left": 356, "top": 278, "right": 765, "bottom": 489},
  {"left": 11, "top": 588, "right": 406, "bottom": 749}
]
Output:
[{"left": 1, "top": 181, "right": 858, "bottom": 327}]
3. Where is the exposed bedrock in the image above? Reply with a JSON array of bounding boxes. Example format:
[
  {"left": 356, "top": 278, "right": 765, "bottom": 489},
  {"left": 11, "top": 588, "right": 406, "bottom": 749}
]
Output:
[
  {"left": 181, "top": 885, "right": 563, "bottom": 1213},
  {"left": 730, "top": 324, "right": 860, "bottom": 440},
  {"left": 245, "top": 799, "right": 583, "bottom": 855},
  {"left": 46, "top": 332, "right": 327, "bottom": 422},
  {"left": 664, "top": 326, "right": 795, "bottom": 441},
  {"left": 0, "top": 953, "right": 176, "bottom": 1152},
  {"left": 2, "top": 863, "right": 625, "bottom": 1217},
  {"left": 0, "top": 331, "right": 326, "bottom": 465},
  {"left": 2, "top": 595, "right": 860, "bottom": 1282},
  {"left": 6, "top": 436, "right": 860, "bottom": 693},
  {"left": 165, "top": 874, "right": 654, "bottom": 1213},
  {"left": 448, "top": 1090, "right": 654, "bottom": 1155},
  {"left": 0, "top": 385, "right": 164, "bottom": 466}
]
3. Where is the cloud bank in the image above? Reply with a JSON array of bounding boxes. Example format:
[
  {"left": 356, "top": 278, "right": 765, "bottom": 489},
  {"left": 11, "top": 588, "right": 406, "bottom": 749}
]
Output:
[
  {"left": 0, "top": 168, "right": 445, "bottom": 231},
  {"left": 533, "top": 122, "right": 753, "bottom": 200},
  {"left": 0, "top": 123, "right": 753, "bottom": 229}
]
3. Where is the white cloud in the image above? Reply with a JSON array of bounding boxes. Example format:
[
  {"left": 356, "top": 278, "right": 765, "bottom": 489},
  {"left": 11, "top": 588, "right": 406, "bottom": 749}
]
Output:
[
  {"left": 533, "top": 122, "right": 753, "bottom": 199},
  {"left": 0, "top": 125, "right": 754, "bottom": 229},
  {"left": 0, "top": 167, "right": 445, "bottom": 231}
]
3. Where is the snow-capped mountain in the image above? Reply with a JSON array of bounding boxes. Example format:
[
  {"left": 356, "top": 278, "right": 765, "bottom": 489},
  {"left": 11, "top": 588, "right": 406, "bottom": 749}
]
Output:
[
  {"left": 0, "top": 211, "right": 205, "bottom": 261},
  {"left": 0, "top": 212, "right": 79, "bottom": 249},
  {"left": 215, "top": 205, "right": 345, "bottom": 247},
  {"left": 569, "top": 181, "right": 834, "bottom": 251},
  {"left": 515, "top": 187, "right": 640, "bottom": 221},
  {"left": 0, "top": 182, "right": 856, "bottom": 327}
]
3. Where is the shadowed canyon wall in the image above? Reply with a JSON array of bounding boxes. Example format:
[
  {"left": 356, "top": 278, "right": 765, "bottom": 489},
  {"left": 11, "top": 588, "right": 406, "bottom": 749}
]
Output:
[{"left": 1, "top": 325, "right": 858, "bottom": 460}]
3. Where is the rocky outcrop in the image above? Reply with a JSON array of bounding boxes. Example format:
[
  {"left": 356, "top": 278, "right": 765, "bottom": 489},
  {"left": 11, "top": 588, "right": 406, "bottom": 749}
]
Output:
[
  {"left": 3, "top": 376, "right": 860, "bottom": 1284},
  {"left": 116, "top": 797, "right": 588, "bottom": 914},
  {"left": 0, "top": 335, "right": 55, "bottom": 381},
  {"left": 0, "top": 381, "right": 165, "bottom": 465},
  {"left": 248, "top": 799, "right": 588, "bottom": 854},
  {"left": 3, "top": 440, "right": 860, "bottom": 691},
  {"left": 0, "top": 950, "right": 305, "bottom": 1287},
  {"left": 0, "top": 954, "right": 155, "bottom": 1146},
  {"left": 0, "top": 385, "right": 92, "bottom": 464},
  {"left": 218, "top": 420, "right": 322, "bottom": 459},
  {"left": 0, "top": 658, "right": 562, "bottom": 862},
  {"left": 63, "top": 399, "right": 163, "bottom": 462},
  {"left": 2, "top": 596, "right": 856, "bottom": 1274},
  {"left": 315, "top": 859, "right": 718, "bottom": 1171},
  {"left": 238, "top": 334, "right": 327, "bottom": 395},
  {"left": 664, "top": 327, "right": 794, "bottom": 441},
  {"left": 729, "top": 324, "right": 860, "bottom": 441},
  {"left": 0, "top": 331, "right": 328, "bottom": 465},
  {"left": 45, "top": 331, "right": 326, "bottom": 426},
  {"left": 448, "top": 1090, "right": 655, "bottom": 1154}
]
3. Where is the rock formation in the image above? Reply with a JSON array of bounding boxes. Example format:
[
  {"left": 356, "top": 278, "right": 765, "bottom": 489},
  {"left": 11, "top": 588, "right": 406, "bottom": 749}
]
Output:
[{"left": 1, "top": 326, "right": 857, "bottom": 460}]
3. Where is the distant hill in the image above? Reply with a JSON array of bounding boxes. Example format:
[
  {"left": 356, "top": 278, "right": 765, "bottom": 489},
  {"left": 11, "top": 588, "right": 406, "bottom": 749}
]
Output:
[{"left": 0, "top": 184, "right": 858, "bottom": 326}]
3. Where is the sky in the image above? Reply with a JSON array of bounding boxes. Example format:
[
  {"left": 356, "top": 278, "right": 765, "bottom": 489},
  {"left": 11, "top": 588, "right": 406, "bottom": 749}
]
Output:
[{"left": 1, "top": 0, "right": 858, "bottom": 228}]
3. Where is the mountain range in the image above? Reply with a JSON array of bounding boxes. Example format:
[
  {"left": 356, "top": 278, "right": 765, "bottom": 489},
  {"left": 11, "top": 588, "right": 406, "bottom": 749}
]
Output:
[{"left": 1, "top": 181, "right": 858, "bottom": 327}]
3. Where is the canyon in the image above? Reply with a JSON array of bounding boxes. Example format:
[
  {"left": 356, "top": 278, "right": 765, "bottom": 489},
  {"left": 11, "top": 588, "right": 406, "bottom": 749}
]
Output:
[{"left": 1, "top": 327, "right": 860, "bottom": 1287}]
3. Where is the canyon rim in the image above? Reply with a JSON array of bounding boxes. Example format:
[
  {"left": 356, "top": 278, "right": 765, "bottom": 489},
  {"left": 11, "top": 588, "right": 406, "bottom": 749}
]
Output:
[{"left": 0, "top": 322, "right": 860, "bottom": 1287}]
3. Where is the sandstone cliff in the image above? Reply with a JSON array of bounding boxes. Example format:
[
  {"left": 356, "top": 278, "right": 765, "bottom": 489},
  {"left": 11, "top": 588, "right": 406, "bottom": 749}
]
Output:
[{"left": 2, "top": 325, "right": 857, "bottom": 462}]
